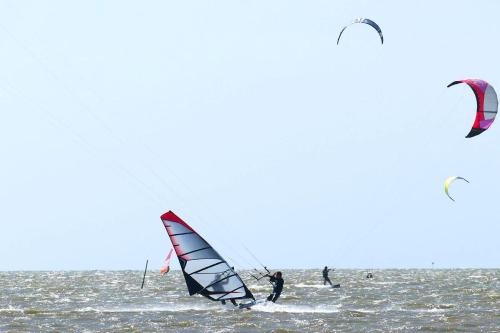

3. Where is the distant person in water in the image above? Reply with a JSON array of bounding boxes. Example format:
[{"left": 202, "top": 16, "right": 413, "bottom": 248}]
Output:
[
  {"left": 366, "top": 272, "right": 373, "bottom": 279},
  {"left": 322, "top": 266, "right": 334, "bottom": 286},
  {"left": 266, "top": 271, "right": 284, "bottom": 303}
]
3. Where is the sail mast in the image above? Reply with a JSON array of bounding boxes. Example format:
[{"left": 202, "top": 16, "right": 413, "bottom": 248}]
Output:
[{"left": 141, "top": 259, "right": 148, "bottom": 289}]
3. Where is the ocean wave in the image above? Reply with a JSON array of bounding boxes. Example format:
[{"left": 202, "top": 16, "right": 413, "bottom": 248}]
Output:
[
  {"left": 413, "top": 308, "right": 447, "bottom": 313},
  {"left": 344, "top": 309, "right": 377, "bottom": 317},
  {"left": 292, "top": 284, "right": 333, "bottom": 289},
  {"left": 76, "top": 304, "right": 221, "bottom": 313},
  {"left": 247, "top": 285, "right": 269, "bottom": 291},
  {"left": 0, "top": 306, "right": 24, "bottom": 313},
  {"left": 371, "top": 281, "right": 398, "bottom": 285},
  {"left": 251, "top": 303, "right": 340, "bottom": 314}
]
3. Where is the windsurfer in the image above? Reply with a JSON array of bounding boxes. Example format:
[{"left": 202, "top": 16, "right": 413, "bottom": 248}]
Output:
[{"left": 266, "top": 271, "right": 284, "bottom": 303}]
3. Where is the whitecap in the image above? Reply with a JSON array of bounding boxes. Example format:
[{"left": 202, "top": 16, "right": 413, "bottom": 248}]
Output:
[
  {"left": 293, "top": 283, "right": 332, "bottom": 289},
  {"left": 251, "top": 302, "right": 340, "bottom": 314},
  {"left": 91, "top": 304, "right": 221, "bottom": 313}
]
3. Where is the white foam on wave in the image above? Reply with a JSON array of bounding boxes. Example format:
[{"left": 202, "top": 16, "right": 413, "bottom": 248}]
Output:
[
  {"left": 75, "top": 307, "right": 100, "bottom": 313},
  {"left": 293, "top": 283, "right": 332, "bottom": 289},
  {"left": 78, "top": 304, "right": 221, "bottom": 313},
  {"left": 414, "top": 308, "right": 447, "bottom": 313},
  {"left": 372, "top": 299, "right": 388, "bottom": 305},
  {"left": 247, "top": 285, "right": 269, "bottom": 291},
  {"left": 386, "top": 305, "right": 449, "bottom": 314},
  {"left": 0, "top": 306, "right": 24, "bottom": 313},
  {"left": 372, "top": 281, "right": 398, "bottom": 285},
  {"left": 346, "top": 308, "right": 377, "bottom": 314},
  {"left": 251, "top": 302, "right": 340, "bottom": 314}
]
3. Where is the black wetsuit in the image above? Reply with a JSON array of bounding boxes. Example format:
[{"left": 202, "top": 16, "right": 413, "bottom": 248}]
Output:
[
  {"left": 267, "top": 276, "right": 284, "bottom": 303},
  {"left": 323, "top": 268, "right": 333, "bottom": 286}
]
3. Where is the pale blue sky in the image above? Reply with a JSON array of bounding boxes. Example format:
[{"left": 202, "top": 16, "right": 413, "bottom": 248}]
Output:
[{"left": 0, "top": 1, "right": 499, "bottom": 270}]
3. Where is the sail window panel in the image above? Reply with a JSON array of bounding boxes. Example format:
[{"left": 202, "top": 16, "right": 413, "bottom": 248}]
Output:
[
  {"left": 184, "top": 259, "right": 224, "bottom": 274},
  {"left": 193, "top": 263, "right": 229, "bottom": 274},
  {"left": 165, "top": 221, "right": 192, "bottom": 235},
  {"left": 205, "top": 276, "right": 243, "bottom": 294},
  {"left": 218, "top": 287, "right": 246, "bottom": 300},
  {"left": 174, "top": 233, "right": 210, "bottom": 254},
  {"left": 207, "top": 276, "right": 243, "bottom": 292},
  {"left": 189, "top": 264, "right": 234, "bottom": 287},
  {"left": 180, "top": 247, "right": 219, "bottom": 260},
  {"left": 191, "top": 266, "right": 233, "bottom": 286},
  {"left": 191, "top": 272, "right": 228, "bottom": 287}
]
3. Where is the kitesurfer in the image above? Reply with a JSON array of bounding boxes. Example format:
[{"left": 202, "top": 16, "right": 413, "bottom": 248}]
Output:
[
  {"left": 322, "top": 266, "right": 334, "bottom": 286},
  {"left": 266, "top": 271, "right": 284, "bottom": 303}
]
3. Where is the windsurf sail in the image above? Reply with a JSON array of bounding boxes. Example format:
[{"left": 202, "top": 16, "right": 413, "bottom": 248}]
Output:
[
  {"left": 160, "top": 249, "right": 174, "bottom": 275},
  {"left": 160, "top": 211, "right": 254, "bottom": 302}
]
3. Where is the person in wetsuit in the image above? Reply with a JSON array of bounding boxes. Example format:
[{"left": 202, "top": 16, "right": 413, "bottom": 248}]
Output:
[
  {"left": 322, "top": 266, "right": 334, "bottom": 286},
  {"left": 266, "top": 271, "right": 284, "bottom": 303}
]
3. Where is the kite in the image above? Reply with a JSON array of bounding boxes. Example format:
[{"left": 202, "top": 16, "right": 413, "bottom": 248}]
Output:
[
  {"left": 447, "top": 79, "right": 498, "bottom": 138},
  {"left": 337, "top": 18, "right": 384, "bottom": 44},
  {"left": 444, "top": 176, "right": 469, "bottom": 202}
]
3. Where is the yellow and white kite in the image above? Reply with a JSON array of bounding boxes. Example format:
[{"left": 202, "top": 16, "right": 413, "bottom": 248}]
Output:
[{"left": 444, "top": 176, "right": 469, "bottom": 202}]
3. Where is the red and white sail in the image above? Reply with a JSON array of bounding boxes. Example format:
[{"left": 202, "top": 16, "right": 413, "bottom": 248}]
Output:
[{"left": 160, "top": 211, "right": 254, "bottom": 302}]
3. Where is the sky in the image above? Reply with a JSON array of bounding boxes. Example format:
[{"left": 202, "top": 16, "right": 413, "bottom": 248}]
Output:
[{"left": 0, "top": 0, "right": 499, "bottom": 270}]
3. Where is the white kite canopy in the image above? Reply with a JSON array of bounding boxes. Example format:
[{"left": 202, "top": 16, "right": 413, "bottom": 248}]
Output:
[{"left": 160, "top": 211, "right": 254, "bottom": 302}]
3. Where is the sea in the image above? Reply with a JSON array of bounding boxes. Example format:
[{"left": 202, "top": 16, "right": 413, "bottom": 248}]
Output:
[{"left": 0, "top": 269, "right": 498, "bottom": 332}]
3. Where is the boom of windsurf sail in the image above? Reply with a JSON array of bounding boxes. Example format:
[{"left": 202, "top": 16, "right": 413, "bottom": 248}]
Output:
[{"left": 160, "top": 211, "right": 255, "bottom": 302}]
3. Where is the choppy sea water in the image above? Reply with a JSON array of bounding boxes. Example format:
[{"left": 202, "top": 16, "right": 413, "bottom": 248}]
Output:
[{"left": 0, "top": 269, "right": 498, "bottom": 332}]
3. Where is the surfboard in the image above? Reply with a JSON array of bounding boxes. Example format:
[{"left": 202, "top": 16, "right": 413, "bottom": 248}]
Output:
[{"left": 238, "top": 298, "right": 267, "bottom": 309}]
